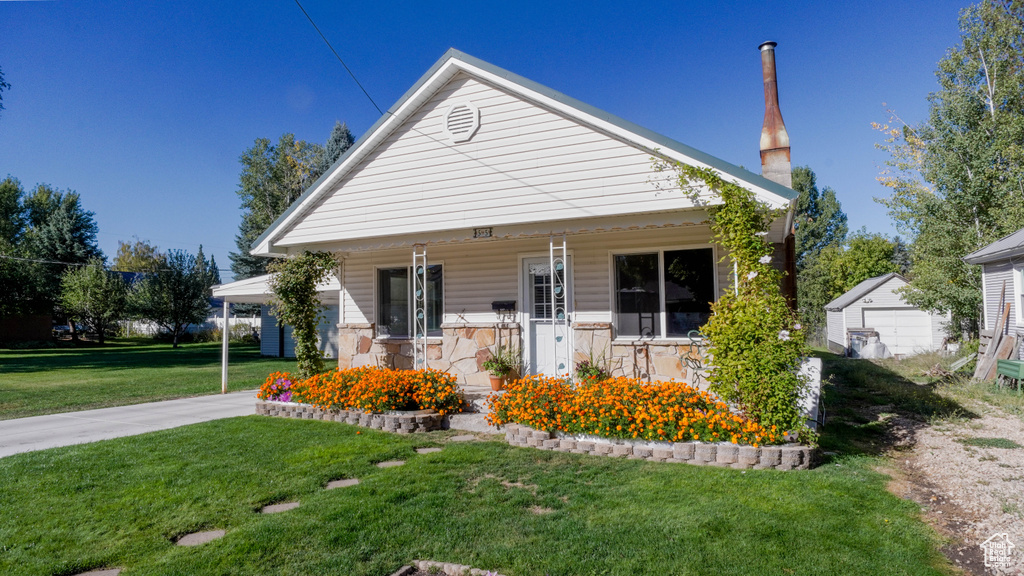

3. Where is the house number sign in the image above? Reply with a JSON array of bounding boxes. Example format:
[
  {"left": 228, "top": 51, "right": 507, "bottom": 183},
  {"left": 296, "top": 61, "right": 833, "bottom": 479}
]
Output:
[{"left": 473, "top": 227, "right": 493, "bottom": 238}]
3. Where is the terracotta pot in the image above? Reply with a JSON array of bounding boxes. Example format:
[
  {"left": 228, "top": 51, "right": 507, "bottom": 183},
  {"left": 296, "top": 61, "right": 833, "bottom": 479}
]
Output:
[{"left": 489, "top": 375, "right": 504, "bottom": 391}]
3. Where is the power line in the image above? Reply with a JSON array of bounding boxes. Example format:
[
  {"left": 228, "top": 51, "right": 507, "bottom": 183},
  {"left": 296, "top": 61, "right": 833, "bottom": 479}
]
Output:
[
  {"left": 292, "top": 0, "right": 383, "bottom": 115},
  {"left": 0, "top": 253, "right": 234, "bottom": 273}
]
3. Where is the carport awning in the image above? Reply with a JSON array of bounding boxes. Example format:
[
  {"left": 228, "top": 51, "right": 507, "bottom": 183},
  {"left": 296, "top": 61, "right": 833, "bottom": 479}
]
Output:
[{"left": 211, "top": 274, "right": 340, "bottom": 304}]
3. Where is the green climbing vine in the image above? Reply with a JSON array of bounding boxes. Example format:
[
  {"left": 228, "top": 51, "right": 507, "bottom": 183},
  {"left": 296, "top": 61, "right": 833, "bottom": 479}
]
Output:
[
  {"left": 268, "top": 251, "right": 338, "bottom": 379},
  {"left": 654, "top": 160, "right": 813, "bottom": 440}
]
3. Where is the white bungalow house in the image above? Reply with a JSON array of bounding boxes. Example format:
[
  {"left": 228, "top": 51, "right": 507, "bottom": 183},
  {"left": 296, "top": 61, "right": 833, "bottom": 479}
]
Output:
[
  {"left": 964, "top": 227, "right": 1024, "bottom": 360},
  {"left": 213, "top": 46, "right": 799, "bottom": 389},
  {"left": 824, "top": 272, "right": 949, "bottom": 357}
]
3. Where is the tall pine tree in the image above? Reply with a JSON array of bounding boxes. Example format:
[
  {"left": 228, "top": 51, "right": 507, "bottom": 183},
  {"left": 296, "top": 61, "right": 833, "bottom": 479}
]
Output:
[
  {"left": 230, "top": 121, "right": 355, "bottom": 281},
  {"left": 791, "top": 166, "right": 848, "bottom": 338}
]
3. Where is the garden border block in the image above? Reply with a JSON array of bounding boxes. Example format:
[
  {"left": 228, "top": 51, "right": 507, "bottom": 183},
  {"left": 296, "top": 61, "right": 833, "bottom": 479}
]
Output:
[
  {"left": 256, "top": 400, "right": 443, "bottom": 433},
  {"left": 501, "top": 423, "right": 813, "bottom": 471}
]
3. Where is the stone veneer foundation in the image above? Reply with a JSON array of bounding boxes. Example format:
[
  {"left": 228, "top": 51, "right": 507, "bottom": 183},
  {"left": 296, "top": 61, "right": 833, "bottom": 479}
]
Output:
[
  {"left": 256, "top": 400, "right": 443, "bottom": 433},
  {"left": 337, "top": 322, "right": 521, "bottom": 387},
  {"left": 503, "top": 423, "right": 813, "bottom": 471},
  {"left": 337, "top": 321, "right": 708, "bottom": 387},
  {"left": 575, "top": 322, "right": 710, "bottom": 384}
]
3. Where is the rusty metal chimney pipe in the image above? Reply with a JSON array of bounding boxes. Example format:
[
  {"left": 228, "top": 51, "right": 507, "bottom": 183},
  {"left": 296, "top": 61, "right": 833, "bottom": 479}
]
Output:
[{"left": 759, "top": 41, "right": 792, "bottom": 188}]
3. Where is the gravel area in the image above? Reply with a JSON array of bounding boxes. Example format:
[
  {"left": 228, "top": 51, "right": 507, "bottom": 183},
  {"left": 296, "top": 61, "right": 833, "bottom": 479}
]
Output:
[{"left": 891, "top": 403, "right": 1024, "bottom": 575}]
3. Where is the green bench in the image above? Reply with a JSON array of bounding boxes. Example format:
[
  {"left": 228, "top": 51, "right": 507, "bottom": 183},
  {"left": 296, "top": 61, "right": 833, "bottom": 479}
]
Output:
[{"left": 997, "top": 359, "right": 1024, "bottom": 393}]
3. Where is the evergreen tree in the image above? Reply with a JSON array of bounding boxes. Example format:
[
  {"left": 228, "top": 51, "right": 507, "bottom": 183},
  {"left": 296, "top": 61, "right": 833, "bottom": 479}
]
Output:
[
  {"left": 22, "top": 184, "right": 103, "bottom": 326},
  {"left": 0, "top": 177, "right": 30, "bottom": 317},
  {"left": 317, "top": 121, "right": 355, "bottom": 175},
  {"left": 791, "top": 166, "right": 847, "bottom": 272},
  {"left": 230, "top": 121, "right": 354, "bottom": 282},
  {"left": 791, "top": 166, "right": 848, "bottom": 339},
  {"left": 229, "top": 134, "right": 323, "bottom": 280}
]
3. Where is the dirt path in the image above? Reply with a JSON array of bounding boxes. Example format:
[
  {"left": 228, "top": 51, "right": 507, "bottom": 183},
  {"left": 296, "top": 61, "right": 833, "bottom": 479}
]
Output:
[{"left": 887, "top": 404, "right": 1024, "bottom": 575}]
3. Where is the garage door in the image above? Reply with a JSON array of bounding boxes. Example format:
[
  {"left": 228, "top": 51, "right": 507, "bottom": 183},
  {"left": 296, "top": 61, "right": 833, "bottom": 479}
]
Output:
[{"left": 862, "top": 308, "right": 933, "bottom": 356}]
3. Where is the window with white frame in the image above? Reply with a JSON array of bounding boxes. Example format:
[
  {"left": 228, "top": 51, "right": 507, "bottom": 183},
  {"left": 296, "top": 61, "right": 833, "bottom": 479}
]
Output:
[
  {"left": 377, "top": 265, "right": 443, "bottom": 338},
  {"left": 613, "top": 248, "right": 716, "bottom": 338}
]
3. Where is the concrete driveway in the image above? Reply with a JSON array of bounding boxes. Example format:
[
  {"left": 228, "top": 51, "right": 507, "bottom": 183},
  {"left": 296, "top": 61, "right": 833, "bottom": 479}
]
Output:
[{"left": 0, "top": 390, "right": 258, "bottom": 458}]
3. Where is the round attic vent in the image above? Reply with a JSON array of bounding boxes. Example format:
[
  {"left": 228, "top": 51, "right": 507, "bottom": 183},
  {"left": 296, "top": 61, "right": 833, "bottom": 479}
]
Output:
[{"left": 443, "top": 101, "right": 480, "bottom": 143}]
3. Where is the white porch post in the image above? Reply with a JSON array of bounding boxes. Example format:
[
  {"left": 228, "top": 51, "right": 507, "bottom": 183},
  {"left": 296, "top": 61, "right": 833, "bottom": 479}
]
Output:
[{"left": 221, "top": 300, "right": 229, "bottom": 394}]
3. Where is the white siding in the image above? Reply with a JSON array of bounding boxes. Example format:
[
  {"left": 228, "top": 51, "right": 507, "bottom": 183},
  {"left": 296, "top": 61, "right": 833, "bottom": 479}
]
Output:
[
  {"left": 826, "top": 310, "right": 845, "bottom": 351},
  {"left": 340, "top": 226, "right": 729, "bottom": 332},
  {"left": 277, "top": 74, "right": 711, "bottom": 247},
  {"left": 982, "top": 262, "right": 1017, "bottom": 333},
  {"left": 260, "top": 304, "right": 337, "bottom": 358}
]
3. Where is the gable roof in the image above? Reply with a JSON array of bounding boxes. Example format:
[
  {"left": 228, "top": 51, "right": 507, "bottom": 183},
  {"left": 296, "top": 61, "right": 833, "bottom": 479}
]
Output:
[
  {"left": 253, "top": 48, "right": 797, "bottom": 256},
  {"left": 963, "top": 227, "right": 1024, "bottom": 265},
  {"left": 824, "top": 272, "right": 906, "bottom": 311}
]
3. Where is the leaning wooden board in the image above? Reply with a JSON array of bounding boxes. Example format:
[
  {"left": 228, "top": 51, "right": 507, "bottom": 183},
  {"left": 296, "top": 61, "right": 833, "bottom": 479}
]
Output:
[
  {"left": 975, "top": 302, "right": 1011, "bottom": 380},
  {"left": 981, "top": 335, "right": 1018, "bottom": 381}
]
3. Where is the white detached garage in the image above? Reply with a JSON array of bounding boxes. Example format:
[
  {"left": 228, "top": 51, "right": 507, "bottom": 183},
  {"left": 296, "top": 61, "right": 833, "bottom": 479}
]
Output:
[{"left": 825, "top": 273, "right": 949, "bottom": 357}]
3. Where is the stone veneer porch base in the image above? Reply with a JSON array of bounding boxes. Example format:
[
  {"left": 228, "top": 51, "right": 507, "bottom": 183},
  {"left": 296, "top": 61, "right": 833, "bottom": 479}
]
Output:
[
  {"left": 256, "top": 400, "right": 443, "bottom": 433},
  {"left": 503, "top": 423, "right": 813, "bottom": 471}
]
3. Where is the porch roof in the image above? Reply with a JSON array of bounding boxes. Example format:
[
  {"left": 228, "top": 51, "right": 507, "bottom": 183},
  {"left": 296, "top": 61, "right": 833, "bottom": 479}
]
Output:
[{"left": 211, "top": 274, "right": 340, "bottom": 304}]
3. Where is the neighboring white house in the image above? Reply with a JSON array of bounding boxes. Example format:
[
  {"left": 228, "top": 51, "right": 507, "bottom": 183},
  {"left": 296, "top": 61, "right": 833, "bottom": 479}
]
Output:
[
  {"left": 213, "top": 47, "right": 799, "bottom": 387},
  {"left": 963, "top": 227, "right": 1024, "bottom": 360},
  {"left": 824, "top": 272, "right": 948, "bottom": 357}
]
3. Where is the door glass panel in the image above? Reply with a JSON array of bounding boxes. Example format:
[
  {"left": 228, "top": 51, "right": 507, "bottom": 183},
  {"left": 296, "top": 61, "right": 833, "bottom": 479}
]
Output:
[{"left": 533, "top": 272, "right": 551, "bottom": 319}]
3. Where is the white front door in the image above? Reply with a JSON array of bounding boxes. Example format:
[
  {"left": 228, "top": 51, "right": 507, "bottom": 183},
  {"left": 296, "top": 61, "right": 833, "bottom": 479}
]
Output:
[{"left": 523, "top": 257, "right": 571, "bottom": 376}]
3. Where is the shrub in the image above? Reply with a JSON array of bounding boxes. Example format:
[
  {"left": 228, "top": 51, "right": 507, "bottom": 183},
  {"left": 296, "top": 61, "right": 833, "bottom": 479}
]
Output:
[
  {"left": 487, "top": 375, "right": 779, "bottom": 446},
  {"left": 654, "top": 160, "right": 812, "bottom": 439},
  {"left": 257, "top": 367, "right": 463, "bottom": 416}
]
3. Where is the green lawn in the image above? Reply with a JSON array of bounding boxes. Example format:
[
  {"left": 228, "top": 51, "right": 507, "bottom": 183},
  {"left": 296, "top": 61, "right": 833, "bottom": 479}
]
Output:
[
  {"left": 0, "top": 339, "right": 296, "bottom": 420},
  {"left": 0, "top": 417, "right": 954, "bottom": 576}
]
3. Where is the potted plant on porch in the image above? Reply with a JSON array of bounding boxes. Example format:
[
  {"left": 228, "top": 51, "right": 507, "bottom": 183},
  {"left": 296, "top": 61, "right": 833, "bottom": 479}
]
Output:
[{"left": 482, "top": 344, "right": 520, "bottom": 391}]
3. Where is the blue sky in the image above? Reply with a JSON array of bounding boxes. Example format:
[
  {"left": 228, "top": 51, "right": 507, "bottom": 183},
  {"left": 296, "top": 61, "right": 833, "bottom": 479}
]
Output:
[{"left": 1, "top": 0, "right": 967, "bottom": 280}]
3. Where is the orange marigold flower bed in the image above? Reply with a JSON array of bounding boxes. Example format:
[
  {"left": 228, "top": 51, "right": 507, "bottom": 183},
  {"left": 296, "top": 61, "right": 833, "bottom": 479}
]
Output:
[
  {"left": 486, "top": 375, "right": 779, "bottom": 446},
  {"left": 257, "top": 367, "right": 462, "bottom": 416}
]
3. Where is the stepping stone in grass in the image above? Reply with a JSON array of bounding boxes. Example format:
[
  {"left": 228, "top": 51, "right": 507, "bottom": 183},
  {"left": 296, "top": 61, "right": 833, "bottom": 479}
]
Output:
[
  {"left": 176, "top": 529, "right": 226, "bottom": 547},
  {"left": 416, "top": 447, "right": 443, "bottom": 454},
  {"left": 376, "top": 460, "right": 405, "bottom": 468},
  {"left": 74, "top": 570, "right": 121, "bottom": 576},
  {"left": 449, "top": 435, "right": 477, "bottom": 442},
  {"left": 260, "top": 501, "right": 300, "bottom": 514},
  {"left": 326, "top": 478, "right": 360, "bottom": 489}
]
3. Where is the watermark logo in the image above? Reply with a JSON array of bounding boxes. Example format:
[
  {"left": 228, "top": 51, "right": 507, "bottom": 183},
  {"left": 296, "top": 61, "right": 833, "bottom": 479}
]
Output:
[{"left": 981, "top": 533, "right": 1015, "bottom": 569}]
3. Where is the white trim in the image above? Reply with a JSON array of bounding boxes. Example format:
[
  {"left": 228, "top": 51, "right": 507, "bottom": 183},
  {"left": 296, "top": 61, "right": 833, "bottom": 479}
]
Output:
[
  {"left": 981, "top": 266, "right": 989, "bottom": 330},
  {"left": 1013, "top": 263, "right": 1024, "bottom": 327},
  {"left": 607, "top": 243, "right": 719, "bottom": 341}
]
